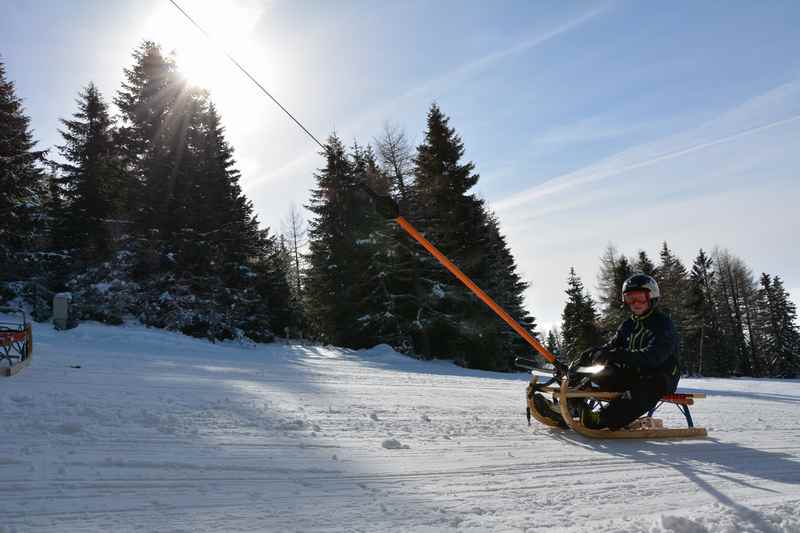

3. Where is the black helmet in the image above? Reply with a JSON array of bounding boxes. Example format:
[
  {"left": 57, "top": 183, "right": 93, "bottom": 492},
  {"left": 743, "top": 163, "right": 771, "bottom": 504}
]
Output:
[{"left": 621, "top": 273, "right": 660, "bottom": 304}]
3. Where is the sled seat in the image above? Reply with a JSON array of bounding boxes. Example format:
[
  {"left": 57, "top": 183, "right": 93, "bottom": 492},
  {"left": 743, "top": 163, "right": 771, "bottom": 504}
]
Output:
[
  {"left": 661, "top": 392, "right": 704, "bottom": 405},
  {"left": 648, "top": 392, "right": 705, "bottom": 428},
  {"left": 528, "top": 384, "right": 705, "bottom": 405}
]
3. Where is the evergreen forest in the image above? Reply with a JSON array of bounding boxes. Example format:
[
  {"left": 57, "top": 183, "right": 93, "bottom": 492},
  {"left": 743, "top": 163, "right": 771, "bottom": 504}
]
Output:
[{"left": 1, "top": 44, "right": 798, "bottom": 376}]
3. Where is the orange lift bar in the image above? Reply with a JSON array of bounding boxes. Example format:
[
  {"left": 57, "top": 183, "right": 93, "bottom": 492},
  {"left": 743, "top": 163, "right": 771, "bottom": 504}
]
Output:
[{"left": 395, "top": 216, "right": 557, "bottom": 364}]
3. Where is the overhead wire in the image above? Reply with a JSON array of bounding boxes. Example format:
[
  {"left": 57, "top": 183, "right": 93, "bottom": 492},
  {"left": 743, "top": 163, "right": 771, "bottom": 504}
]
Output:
[
  {"left": 167, "top": 0, "right": 326, "bottom": 150},
  {"left": 165, "top": 0, "right": 556, "bottom": 364}
]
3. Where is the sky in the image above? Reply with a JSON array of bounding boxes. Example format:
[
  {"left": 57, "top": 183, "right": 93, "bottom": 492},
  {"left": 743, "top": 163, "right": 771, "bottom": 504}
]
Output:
[{"left": 2, "top": 0, "right": 799, "bottom": 335}]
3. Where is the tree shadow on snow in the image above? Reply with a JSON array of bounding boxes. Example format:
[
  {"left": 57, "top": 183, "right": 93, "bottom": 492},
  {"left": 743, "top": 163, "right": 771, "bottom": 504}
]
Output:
[{"left": 553, "top": 432, "right": 799, "bottom": 533}]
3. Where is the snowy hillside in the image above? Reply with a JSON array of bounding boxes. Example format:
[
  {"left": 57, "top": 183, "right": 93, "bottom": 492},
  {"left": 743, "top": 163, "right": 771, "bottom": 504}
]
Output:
[{"left": 2, "top": 319, "right": 800, "bottom": 532}]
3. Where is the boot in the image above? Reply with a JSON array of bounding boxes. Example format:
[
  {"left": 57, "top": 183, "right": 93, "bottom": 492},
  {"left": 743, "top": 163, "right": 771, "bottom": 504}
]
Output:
[
  {"left": 580, "top": 404, "right": 606, "bottom": 429},
  {"left": 532, "top": 393, "right": 567, "bottom": 428}
]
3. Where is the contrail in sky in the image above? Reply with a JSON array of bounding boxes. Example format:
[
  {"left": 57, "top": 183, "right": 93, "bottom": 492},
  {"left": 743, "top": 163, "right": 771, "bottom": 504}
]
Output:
[{"left": 493, "top": 112, "right": 800, "bottom": 212}]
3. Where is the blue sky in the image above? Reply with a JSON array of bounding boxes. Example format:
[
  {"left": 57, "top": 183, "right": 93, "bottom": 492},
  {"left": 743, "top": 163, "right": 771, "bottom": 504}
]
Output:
[{"left": 3, "top": 0, "right": 799, "bottom": 334}]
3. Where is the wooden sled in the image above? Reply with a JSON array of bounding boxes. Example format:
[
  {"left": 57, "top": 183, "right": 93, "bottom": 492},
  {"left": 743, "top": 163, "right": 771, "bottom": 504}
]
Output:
[
  {"left": 527, "top": 375, "right": 707, "bottom": 439},
  {"left": 1, "top": 308, "right": 33, "bottom": 377}
]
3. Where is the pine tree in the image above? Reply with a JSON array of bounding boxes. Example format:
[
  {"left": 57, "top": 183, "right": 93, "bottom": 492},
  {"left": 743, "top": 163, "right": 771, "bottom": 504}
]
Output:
[
  {"left": 349, "top": 142, "right": 411, "bottom": 348},
  {"left": 190, "top": 101, "right": 262, "bottom": 270},
  {"left": 0, "top": 59, "right": 47, "bottom": 270},
  {"left": 635, "top": 250, "right": 657, "bottom": 277},
  {"left": 366, "top": 132, "right": 423, "bottom": 353},
  {"left": 246, "top": 232, "right": 294, "bottom": 339},
  {"left": 656, "top": 242, "right": 690, "bottom": 371},
  {"left": 545, "top": 328, "right": 562, "bottom": 359},
  {"left": 304, "top": 134, "right": 365, "bottom": 345},
  {"left": 478, "top": 211, "right": 537, "bottom": 369},
  {"left": 114, "top": 41, "right": 199, "bottom": 241},
  {"left": 686, "top": 249, "right": 724, "bottom": 375},
  {"left": 41, "top": 169, "right": 66, "bottom": 248},
  {"left": 561, "top": 268, "right": 603, "bottom": 360},
  {"left": 596, "top": 245, "right": 632, "bottom": 334},
  {"left": 412, "top": 103, "right": 481, "bottom": 271},
  {"left": 56, "top": 83, "right": 121, "bottom": 256},
  {"left": 408, "top": 103, "right": 485, "bottom": 360},
  {"left": 713, "top": 249, "right": 758, "bottom": 376},
  {"left": 410, "top": 103, "right": 534, "bottom": 369},
  {"left": 757, "top": 274, "right": 800, "bottom": 377}
]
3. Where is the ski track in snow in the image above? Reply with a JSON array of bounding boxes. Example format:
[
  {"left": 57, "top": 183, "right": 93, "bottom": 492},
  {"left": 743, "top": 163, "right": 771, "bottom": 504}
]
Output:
[{"left": 1, "top": 318, "right": 800, "bottom": 532}]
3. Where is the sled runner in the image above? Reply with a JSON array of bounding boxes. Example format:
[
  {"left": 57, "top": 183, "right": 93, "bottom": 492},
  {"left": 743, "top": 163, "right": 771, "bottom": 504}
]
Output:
[
  {"left": 523, "top": 366, "right": 707, "bottom": 439},
  {"left": 0, "top": 308, "right": 33, "bottom": 377}
]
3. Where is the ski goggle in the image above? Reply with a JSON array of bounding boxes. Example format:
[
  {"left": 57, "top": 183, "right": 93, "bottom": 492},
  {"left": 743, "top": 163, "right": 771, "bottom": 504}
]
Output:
[{"left": 623, "top": 290, "right": 650, "bottom": 305}]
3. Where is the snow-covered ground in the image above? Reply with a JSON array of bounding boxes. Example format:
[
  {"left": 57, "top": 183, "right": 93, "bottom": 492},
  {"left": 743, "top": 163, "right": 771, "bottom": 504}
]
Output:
[{"left": 2, "top": 318, "right": 800, "bottom": 532}]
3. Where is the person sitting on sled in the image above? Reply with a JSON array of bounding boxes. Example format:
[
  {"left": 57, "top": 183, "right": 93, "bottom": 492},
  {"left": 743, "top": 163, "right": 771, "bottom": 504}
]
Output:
[{"left": 577, "top": 273, "right": 681, "bottom": 430}]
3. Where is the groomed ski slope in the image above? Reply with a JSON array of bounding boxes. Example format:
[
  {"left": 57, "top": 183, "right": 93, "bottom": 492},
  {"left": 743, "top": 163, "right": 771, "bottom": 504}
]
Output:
[{"left": 2, "top": 319, "right": 800, "bottom": 533}]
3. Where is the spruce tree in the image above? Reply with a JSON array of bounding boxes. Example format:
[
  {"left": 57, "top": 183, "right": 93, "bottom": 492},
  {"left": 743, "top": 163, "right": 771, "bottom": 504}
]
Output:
[
  {"left": 304, "top": 134, "right": 367, "bottom": 346},
  {"left": 246, "top": 232, "right": 294, "bottom": 340},
  {"left": 412, "top": 103, "right": 481, "bottom": 271},
  {"left": 478, "top": 211, "right": 537, "bottom": 369},
  {"left": 409, "top": 103, "right": 484, "bottom": 360},
  {"left": 0, "top": 59, "right": 46, "bottom": 270},
  {"left": 410, "top": 103, "right": 534, "bottom": 369},
  {"left": 757, "top": 274, "right": 800, "bottom": 377},
  {"left": 545, "top": 328, "right": 562, "bottom": 359},
  {"left": 635, "top": 250, "right": 657, "bottom": 277},
  {"left": 561, "top": 268, "right": 602, "bottom": 360},
  {"left": 686, "top": 249, "right": 724, "bottom": 375},
  {"left": 56, "top": 83, "right": 121, "bottom": 256},
  {"left": 596, "top": 245, "right": 632, "bottom": 334},
  {"left": 41, "top": 170, "right": 66, "bottom": 249},
  {"left": 349, "top": 142, "right": 409, "bottom": 348},
  {"left": 656, "top": 242, "right": 690, "bottom": 371},
  {"left": 374, "top": 123, "right": 435, "bottom": 355},
  {"left": 713, "top": 249, "right": 758, "bottom": 376},
  {"left": 190, "top": 102, "right": 262, "bottom": 270},
  {"left": 114, "top": 41, "right": 197, "bottom": 242}
]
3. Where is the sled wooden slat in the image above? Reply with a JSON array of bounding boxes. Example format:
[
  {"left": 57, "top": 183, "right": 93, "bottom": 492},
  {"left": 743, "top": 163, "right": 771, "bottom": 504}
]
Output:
[
  {"left": 557, "top": 378, "right": 708, "bottom": 439},
  {"left": 1, "top": 354, "right": 31, "bottom": 377},
  {"left": 563, "top": 391, "right": 623, "bottom": 400},
  {"left": 534, "top": 386, "right": 621, "bottom": 399},
  {"left": 534, "top": 386, "right": 706, "bottom": 405}
]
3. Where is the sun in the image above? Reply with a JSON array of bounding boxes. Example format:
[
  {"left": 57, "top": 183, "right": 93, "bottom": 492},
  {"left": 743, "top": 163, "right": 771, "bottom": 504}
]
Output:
[
  {"left": 173, "top": 41, "right": 227, "bottom": 91},
  {"left": 146, "top": 1, "right": 261, "bottom": 93}
]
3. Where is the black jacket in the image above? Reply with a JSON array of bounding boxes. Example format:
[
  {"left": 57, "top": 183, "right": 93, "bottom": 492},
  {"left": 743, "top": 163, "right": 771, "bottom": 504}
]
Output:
[{"left": 603, "top": 307, "right": 680, "bottom": 377}]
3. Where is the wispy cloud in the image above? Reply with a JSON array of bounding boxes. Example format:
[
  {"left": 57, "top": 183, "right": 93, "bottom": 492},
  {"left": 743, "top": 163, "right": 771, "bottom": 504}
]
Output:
[
  {"left": 492, "top": 80, "right": 800, "bottom": 213},
  {"left": 489, "top": 80, "right": 800, "bottom": 327},
  {"left": 338, "top": 3, "right": 615, "bottom": 143},
  {"left": 243, "top": 3, "right": 614, "bottom": 191},
  {"left": 403, "top": 3, "right": 614, "bottom": 101}
]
